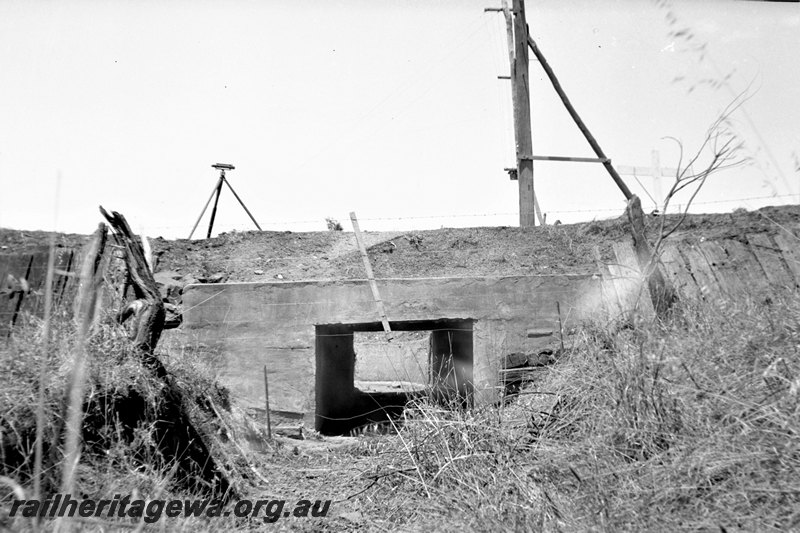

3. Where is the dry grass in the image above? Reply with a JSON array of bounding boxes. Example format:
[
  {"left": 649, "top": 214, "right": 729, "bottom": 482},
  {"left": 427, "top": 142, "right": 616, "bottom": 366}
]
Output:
[
  {"left": 1, "top": 315, "right": 170, "bottom": 488},
  {"left": 0, "top": 310, "right": 239, "bottom": 529},
  {"left": 354, "top": 292, "right": 800, "bottom": 531},
  {"left": 518, "top": 294, "right": 800, "bottom": 531},
  {"left": 2, "top": 287, "right": 799, "bottom": 532}
]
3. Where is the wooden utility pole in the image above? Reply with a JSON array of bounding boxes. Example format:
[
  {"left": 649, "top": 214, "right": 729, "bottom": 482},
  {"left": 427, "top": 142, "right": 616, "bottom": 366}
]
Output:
[
  {"left": 498, "top": 0, "right": 543, "bottom": 226},
  {"left": 489, "top": 0, "right": 634, "bottom": 207},
  {"left": 510, "top": 0, "right": 536, "bottom": 227}
]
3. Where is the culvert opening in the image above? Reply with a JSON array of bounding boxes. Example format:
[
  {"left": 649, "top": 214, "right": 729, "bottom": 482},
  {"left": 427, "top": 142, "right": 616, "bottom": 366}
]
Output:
[{"left": 315, "top": 319, "right": 474, "bottom": 435}]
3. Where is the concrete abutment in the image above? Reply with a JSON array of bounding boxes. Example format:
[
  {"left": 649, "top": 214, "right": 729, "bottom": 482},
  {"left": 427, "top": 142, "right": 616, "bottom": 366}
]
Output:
[{"left": 179, "top": 275, "right": 599, "bottom": 432}]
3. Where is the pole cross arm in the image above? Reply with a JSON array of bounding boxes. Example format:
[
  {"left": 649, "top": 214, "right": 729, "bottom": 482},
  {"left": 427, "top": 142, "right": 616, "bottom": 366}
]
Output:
[{"left": 532, "top": 155, "right": 610, "bottom": 164}]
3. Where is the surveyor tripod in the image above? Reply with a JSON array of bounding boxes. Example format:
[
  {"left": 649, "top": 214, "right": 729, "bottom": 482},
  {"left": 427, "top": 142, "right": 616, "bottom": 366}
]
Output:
[{"left": 188, "top": 163, "right": 262, "bottom": 239}]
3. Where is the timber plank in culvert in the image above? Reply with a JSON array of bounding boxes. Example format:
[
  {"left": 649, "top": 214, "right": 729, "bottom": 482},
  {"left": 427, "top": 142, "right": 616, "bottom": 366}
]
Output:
[
  {"left": 659, "top": 244, "right": 700, "bottom": 300},
  {"left": 53, "top": 249, "right": 78, "bottom": 308},
  {"left": 19, "top": 252, "right": 49, "bottom": 318},
  {"left": 698, "top": 241, "right": 736, "bottom": 296},
  {"left": 747, "top": 233, "right": 796, "bottom": 289},
  {"left": 0, "top": 257, "right": 12, "bottom": 326},
  {"left": 773, "top": 233, "right": 800, "bottom": 287},
  {"left": 0, "top": 254, "right": 34, "bottom": 331},
  {"left": 720, "top": 239, "right": 768, "bottom": 295},
  {"left": 0, "top": 249, "right": 80, "bottom": 334},
  {"left": 682, "top": 244, "right": 723, "bottom": 300}
]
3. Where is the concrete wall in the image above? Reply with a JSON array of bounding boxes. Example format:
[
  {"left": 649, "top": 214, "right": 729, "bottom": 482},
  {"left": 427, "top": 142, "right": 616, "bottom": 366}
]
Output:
[
  {"left": 181, "top": 274, "right": 600, "bottom": 426},
  {"left": 354, "top": 331, "right": 429, "bottom": 385}
]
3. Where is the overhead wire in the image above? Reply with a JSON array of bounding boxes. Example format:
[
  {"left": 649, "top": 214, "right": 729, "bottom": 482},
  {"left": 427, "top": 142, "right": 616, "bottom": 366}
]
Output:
[
  {"left": 485, "top": 12, "right": 514, "bottom": 167},
  {"left": 5, "top": 193, "right": 797, "bottom": 248},
  {"left": 8, "top": 192, "right": 797, "bottom": 241}
]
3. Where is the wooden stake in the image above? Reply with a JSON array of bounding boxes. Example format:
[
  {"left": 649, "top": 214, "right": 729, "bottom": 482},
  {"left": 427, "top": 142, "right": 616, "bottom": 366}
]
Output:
[
  {"left": 555, "top": 301, "right": 564, "bottom": 352},
  {"left": 263, "top": 365, "right": 272, "bottom": 440},
  {"left": 349, "top": 212, "right": 391, "bottom": 332}
]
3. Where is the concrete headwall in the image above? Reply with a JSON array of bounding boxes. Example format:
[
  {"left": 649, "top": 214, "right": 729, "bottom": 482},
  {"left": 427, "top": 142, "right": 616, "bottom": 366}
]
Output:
[{"left": 181, "top": 274, "right": 600, "bottom": 425}]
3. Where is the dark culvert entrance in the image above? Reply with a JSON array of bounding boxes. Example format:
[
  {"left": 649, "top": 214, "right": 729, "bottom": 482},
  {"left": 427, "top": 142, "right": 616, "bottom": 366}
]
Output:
[{"left": 315, "top": 319, "right": 473, "bottom": 435}]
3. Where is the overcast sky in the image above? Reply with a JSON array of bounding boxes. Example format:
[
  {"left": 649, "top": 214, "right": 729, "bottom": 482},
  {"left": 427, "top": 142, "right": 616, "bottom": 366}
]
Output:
[{"left": 0, "top": 0, "right": 797, "bottom": 238}]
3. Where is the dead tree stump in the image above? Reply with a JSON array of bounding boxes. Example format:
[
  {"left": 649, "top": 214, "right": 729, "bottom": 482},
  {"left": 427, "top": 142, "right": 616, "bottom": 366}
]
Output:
[
  {"left": 100, "top": 207, "right": 236, "bottom": 498},
  {"left": 626, "top": 195, "right": 678, "bottom": 318}
]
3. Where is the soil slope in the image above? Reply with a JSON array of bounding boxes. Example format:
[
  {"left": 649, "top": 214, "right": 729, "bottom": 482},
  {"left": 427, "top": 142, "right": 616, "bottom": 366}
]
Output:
[{"left": 2, "top": 205, "right": 799, "bottom": 284}]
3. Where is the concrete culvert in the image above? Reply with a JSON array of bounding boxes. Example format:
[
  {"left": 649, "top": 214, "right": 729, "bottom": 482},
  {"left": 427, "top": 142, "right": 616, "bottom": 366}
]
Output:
[{"left": 315, "top": 319, "right": 474, "bottom": 435}]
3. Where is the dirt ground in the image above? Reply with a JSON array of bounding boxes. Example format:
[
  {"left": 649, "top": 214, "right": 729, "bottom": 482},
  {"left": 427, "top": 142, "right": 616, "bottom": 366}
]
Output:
[
  {"left": 4, "top": 204, "right": 798, "bottom": 286},
  {"left": 240, "top": 436, "right": 409, "bottom": 532}
]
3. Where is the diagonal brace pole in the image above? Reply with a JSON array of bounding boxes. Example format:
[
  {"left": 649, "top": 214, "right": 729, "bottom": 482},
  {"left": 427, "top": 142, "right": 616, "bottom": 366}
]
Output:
[{"left": 527, "top": 34, "right": 633, "bottom": 201}]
